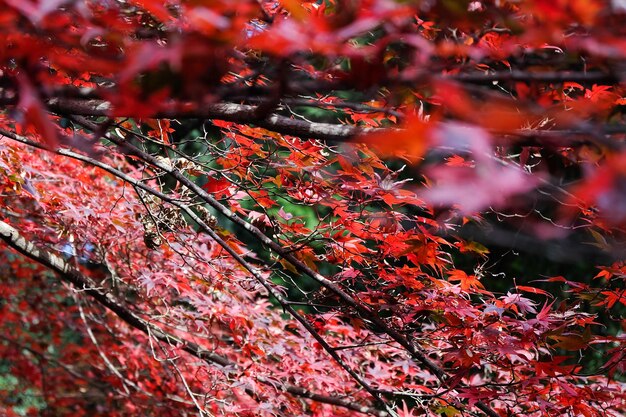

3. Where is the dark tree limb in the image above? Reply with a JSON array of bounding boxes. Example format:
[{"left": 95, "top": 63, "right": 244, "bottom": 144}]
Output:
[
  {"left": 1, "top": 87, "right": 625, "bottom": 145},
  {"left": 44, "top": 98, "right": 380, "bottom": 141},
  {"left": 42, "top": 97, "right": 626, "bottom": 146},
  {"left": 447, "top": 70, "right": 618, "bottom": 84}
]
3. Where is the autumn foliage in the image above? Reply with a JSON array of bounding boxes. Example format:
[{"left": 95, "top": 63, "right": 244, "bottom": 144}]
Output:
[{"left": 0, "top": 1, "right": 625, "bottom": 416}]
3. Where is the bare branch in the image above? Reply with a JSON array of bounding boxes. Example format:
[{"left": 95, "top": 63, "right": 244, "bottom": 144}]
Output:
[
  {"left": 43, "top": 96, "right": 626, "bottom": 148},
  {"left": 43, "top": 98, "right": 380, "bottom": 141}
]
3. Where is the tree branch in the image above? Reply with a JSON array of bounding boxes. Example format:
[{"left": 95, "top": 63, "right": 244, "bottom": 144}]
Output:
[
  {"left": 0, "top": 129, "right": 390, "bottom": 417},
  {"left": 42, "top": 96, "right": 626, "bottom": 148},
  {"left": 29, "top": 121, "right": 390, "bottom": 410},
  {"left": 447, "top": 70, "right": 618, "bottom": 84},
  {"left": 44, "top": 98, "right": 380, "bottom": 141},
  {"left": 0, "top": 219, "right": 232, "bottom": 367},
  {"left": 68, "top": 117, "right": 502, "bottom": 417}
]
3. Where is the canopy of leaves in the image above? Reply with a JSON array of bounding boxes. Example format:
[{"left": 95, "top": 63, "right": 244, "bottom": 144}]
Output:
[{"left": 0, "top": 1, "right": 625, "bottom": 417}]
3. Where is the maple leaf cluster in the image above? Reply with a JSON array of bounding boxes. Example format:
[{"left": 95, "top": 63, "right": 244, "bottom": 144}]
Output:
[{"left": 0, "top": 1, "right": 625, "bottom": 416}]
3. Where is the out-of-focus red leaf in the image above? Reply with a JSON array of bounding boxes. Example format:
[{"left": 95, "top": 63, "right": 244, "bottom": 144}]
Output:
[
  {"left": 420, "top": 162, "right": 538, "bottom": 214},
  {"left": 5, "top": 0, "right": 66, "bottom": 23},
  {"left": 434, "top": 81, "right": 534, "bottom": 132},
  {"left": 128, "top": 0, "right": 173, "bottom": 23},
  {"left": 566, "top": 152, "right": 626, "bottom": 225},
  {"left": 17, "top": 74, "right": 59, "bottom": 149},
  {"left": 359, "top": 116, "right": 431, "bottom": 162},
  {"left": 280, "top": 0, "right": 308, "bottom": 21}
]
